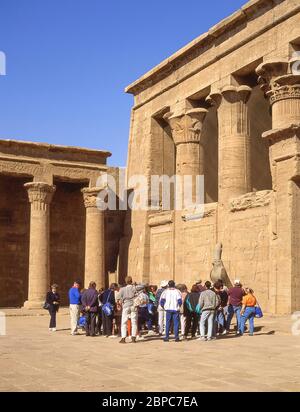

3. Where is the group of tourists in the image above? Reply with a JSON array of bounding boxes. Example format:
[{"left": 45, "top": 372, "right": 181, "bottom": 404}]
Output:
[{"left": 45, "top": 276, "right": 261, "bottom": 342}]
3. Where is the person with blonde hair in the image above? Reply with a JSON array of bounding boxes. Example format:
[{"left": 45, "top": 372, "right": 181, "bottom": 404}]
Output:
[
  {"left": 118, "top": 276, "right": 145, "bottom": 343},
  {"left": 240, "top": 287, "right": 257, "bottom": 336}
]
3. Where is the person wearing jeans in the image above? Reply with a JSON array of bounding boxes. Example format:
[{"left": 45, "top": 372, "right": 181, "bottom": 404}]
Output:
[
  {"left": 159, "top": 280, "right": 182, "bottom": 342},
  {"left": 165, "top": 310, "right": 180, "bottom": 341},
  {"left": 240, "top": 288, "right": 257, "bottom": 336},
  {"left": 226, "top": 305, "right": 242, "bottom": 333},
  {"left": 225, "top": 280, "right": 245, "bottom": 334},
  {"left": 215, "top": 280, "right": 228, "bottom": 335},
  {"left": 198, "top": 281, "right": 221, "bottom": 341}
]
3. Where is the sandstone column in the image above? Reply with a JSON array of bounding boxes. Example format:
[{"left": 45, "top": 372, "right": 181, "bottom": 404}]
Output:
[
  {"left": 163, "top": 108, "right": 207, "bottom": 286},
  {"left": 164, "top": 108, "right": 207, "bottom": 206},
  {"left": 207, "top": 85, "right": 252, "bottom": 206},
  {"left": 256, "top": 58, "right": 300, "bottom": 314},
  {"left": 23, "top": 182, "right": 56, "bottom": 309},
  {"left": 82, "top": 187, "right": 105, "bottom": 289}
]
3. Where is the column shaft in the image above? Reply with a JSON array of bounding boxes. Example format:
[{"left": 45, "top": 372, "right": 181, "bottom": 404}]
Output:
[
  {"left": 208, "top": 85, "right": 252, "bottom": 206},
  {"left": 256, "top": 59, "right": 300, "bottom": 313},
  {"left": 82, "top": 188, "right": 105, "bottom": 289},
  {"left": 23, "top": 182, "right": 55, "bottom": 309}
]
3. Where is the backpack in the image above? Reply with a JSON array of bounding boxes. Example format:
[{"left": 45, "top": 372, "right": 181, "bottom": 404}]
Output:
[
  {"left": 102, "top": 291, "right": 114, "bottom": 316},
  {"left": 78, "top": 316, "right": 86, "bottom": 327},
  {"left": 133, "top": 292, "right": 148, "bottom": 307}
]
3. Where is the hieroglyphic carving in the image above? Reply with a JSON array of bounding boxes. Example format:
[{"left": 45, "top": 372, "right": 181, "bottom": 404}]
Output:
[{"left": 0, "top": 159, "right": 41, "bottom": 177}]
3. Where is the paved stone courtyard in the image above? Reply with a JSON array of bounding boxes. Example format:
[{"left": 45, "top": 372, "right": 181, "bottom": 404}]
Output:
[{"left": 0, "top": 310, "right": 300, "bottom": 392}]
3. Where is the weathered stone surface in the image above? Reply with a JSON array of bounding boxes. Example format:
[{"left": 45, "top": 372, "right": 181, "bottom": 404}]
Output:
[
  {"left": 82, "top": 187, "right": 106, "bottom": 289},
  {"left": 230, "top": 190, "right": 272, "bottom": 212},
  {"left": 0, "top": 140, "right": 119, "bottom": 307},
  {"left": 123, "top": 0, "right": 300, "bottom": 314}
]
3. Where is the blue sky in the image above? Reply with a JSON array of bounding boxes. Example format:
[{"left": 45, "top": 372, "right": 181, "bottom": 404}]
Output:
[{"left": 0, "top": 0, "right": 246, "bottom": 166}]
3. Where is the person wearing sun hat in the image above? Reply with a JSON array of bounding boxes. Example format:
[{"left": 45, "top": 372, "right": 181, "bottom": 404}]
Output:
[
  {"left": 225, "top": 279, "right": 245, "bottom": 334},
  {"left": 156, "top": 280, "right": 168, "bottom": 336}
]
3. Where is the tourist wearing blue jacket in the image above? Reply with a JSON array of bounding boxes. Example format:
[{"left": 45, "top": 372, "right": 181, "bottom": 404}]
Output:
[{"left": 68, "top": 280, "right": 82, "bottom": 335}]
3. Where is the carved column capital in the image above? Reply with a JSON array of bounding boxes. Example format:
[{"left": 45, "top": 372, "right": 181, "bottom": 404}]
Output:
[
  {"left": 206, "top": 85, "right": 252, "bottom": 107},
  {"left": 256, "top": 58, "right": 300, "bottom": 130},
  {"left": 163, "top": 108, "right": 207, "bottom": 145},
  {"left": 82, "top": 187, "right": 106, "bottom": 209},
  {"left": 24, "top": 182, "right": 56, "bottom": 210},
  {"left": 256, "top": 59, "right": 300, "bottom": 104},
  {"left": 256, "top": 59, "right": 289, "bottom": 92}
]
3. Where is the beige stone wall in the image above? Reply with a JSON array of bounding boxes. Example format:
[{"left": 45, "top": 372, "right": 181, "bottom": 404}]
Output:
[
  {"left": 147, "top": 195, "right": 272, "bottom": 310},
  {"left": 178, "top": 209, "right": 217, "bottom": 286},
  {"left": 226, "top": 192, "right": 272, "bottom": 311},
  {"left": 123, "top": 0, "right": 300, "bottom": 313}
]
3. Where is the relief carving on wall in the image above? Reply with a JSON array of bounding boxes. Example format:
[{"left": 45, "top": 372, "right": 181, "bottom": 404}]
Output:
[{"left": 230, "top": 190, "right": 272, "bottom": 212}]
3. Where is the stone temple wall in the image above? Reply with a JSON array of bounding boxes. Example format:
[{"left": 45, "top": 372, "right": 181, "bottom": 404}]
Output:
[
  {"left": 123, "top": 0, "right": 300, "bottom": 314},
  {"left": 147, "top": 192, "right": 271, "bottom": 311}
]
